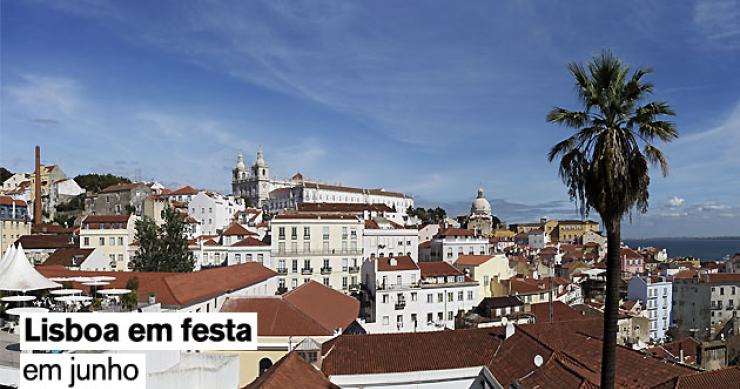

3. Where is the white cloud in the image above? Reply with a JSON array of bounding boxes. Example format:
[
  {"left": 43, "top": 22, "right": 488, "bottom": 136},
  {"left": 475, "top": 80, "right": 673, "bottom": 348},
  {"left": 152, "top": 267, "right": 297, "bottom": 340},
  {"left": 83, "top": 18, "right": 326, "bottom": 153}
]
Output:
[
  {"left": 668, "top": 196, "right": 686, "bottom": 207},
  {"left": 693, "top": 0, "right": 740, "bottom": 49},
  {"left": 6, "top": 74, "right": 82, "bottom": 118}
]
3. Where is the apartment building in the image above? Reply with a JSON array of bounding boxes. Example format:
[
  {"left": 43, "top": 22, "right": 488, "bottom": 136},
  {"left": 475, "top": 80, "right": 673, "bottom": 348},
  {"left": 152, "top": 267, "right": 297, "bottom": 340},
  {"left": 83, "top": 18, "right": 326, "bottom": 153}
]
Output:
[
  {"left": 188, "top": 191, "right": 245, "bottom": 235},
  {"left": 453, "top": 254, "right": 513, "bottom": 299},
  {"left": 628, "top": 275, "right": 672, "bottom": 341},
  {"left": 361, "top": 257, "right": 479, "bottom": 333},
  {"left": 86, "top": 182, "right": 151, "bottom": 216},
  {"left": 0, "top": 196, "right": 31, "bottom": 252},
  {"left": 270, "top": 214, "right": 364, "bottom": 293},
  {"left": 363, "top": 217, "right": 419, "bottom": 262},
  {"left": 427, "top": 228, "right": 489, "bottom": 263},
  {"left": 673, "top": 273, "right": 740, "bottom": 339},
  {"left": 79, "top": 214, "right": 137, "bottom": 271}
]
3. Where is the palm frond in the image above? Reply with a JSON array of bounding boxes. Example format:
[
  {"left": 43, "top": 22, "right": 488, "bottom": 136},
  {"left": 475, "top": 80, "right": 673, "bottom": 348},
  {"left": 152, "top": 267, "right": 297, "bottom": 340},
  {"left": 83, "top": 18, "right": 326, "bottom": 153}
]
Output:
[{"left": 643, "top": 144, "right": 669, "bottom": 176}]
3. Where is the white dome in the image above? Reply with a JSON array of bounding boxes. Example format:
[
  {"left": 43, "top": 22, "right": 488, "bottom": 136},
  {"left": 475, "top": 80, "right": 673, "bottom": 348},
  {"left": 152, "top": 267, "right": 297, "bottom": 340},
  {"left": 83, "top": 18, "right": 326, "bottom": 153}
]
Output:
[
  {"left": 235, "top": 153, "right": 246, "bottom": 171},
  {"left": 470, "top": 188, "right": 491, "bottom": 215},
  {"left": 254, "top": 150, "right": 267, "bottom": 168}
]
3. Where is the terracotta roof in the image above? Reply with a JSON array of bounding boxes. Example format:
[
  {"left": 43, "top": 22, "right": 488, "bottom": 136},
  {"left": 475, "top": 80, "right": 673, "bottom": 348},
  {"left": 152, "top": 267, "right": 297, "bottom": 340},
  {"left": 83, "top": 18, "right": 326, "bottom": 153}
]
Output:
[
  {"left": 15, "top": 234, "right": 76, "bottom": 249},
  {"left": 509, "top": 278, "right": 545, "bottom": 294},
  {"left": 38, "top": 262, "right": 276, "bottom": 308},
  {"left": 0, "top": 195, "right": 27, "bottom": 207},
  {"left": 666, "top": 366, "right": 740, "bottom": 388},
  {"left": 517, "top": 352, "right": 600, "bottom": 389},
  {"left": 31, "top": 223, "right": 74, "bottom": 235},
  {"left": 376, "top": 256, "right": 418, "bottom": 272},
  {"left": 99, "top": 182, "right": 146, "bottom": 193},
  {"left": 297, "top": 182, "right": 411, "bottom": 199},
  {"left": 529, "top": 301, "right": 586, "bottom": 323},
  {"left": 621, "top": 300, "right": 638, "bottom": 310},
  {"left": 321, "top": 318, "right": 695, "bottom": 387},
  {"left": 231, "top": 237, "right": 268, "bottom": 247},
  {"left": 273, "top": 213, "right": 360, "bottom": 221},
  {"left": 649, "top": 337, "right": 699, "bottom": 365},
  {"left": 436, "top": 228, "right": 475, "bottom": 238},
  {"left": 705, "top": 273, "right": 740, "bottom": 284},
  {"left": 42, "top": 248, "right": 94, "bottom": 267},
  {"left": 170, "top": 185, "right": 199, "bottom": 195},
  {"left": 418, "top": 261, "right": 464, "bottom": 278},
  {"left": 297, "top": 202, "right": 394, "bottom": 214},
  {"left": 291, "top": 172, "right": 304, "bottom": 180},
  {"left": 81, "top": 214, "right": 131, "bottom": 229},
  {"left": 243, "top": 352, "right": 336, "bottom": 389},
  {"left": 478, "top": 296, "right": 524, "bottom": 310},
  {"left": 455, "top": 255, "right": 495, "bottom": 266},
  {"left": 621, "top": 248, "right": 644, "bottom": 260},
  {"left": 221, "top": 223, "right": 256, "bottom": 236},
  {"left": 221, "top": 281, "right": 359, "bottom": 336}
]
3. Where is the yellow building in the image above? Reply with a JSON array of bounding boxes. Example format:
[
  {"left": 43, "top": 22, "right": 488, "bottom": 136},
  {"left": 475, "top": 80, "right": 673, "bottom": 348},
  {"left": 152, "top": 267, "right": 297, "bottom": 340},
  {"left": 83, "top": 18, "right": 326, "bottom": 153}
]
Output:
[
  {"left": 0, "top": 196, "right": 31, "bottom": 252},
  {"left": 492, "top": 229, "right": 515, "bottom": 239},
  {"left": 79, "top": 214, "right": 137, "bottom": 271},
  {"left": 554, "top": 220, "right": 600, "bottom": 242},
  {"left": 454, "top": 254, "right": 513, "bottom": 298}
]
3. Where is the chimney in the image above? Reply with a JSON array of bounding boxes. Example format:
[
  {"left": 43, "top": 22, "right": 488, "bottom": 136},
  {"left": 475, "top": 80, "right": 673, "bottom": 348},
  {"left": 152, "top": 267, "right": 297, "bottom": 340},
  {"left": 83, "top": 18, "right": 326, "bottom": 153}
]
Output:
[
  {"left": 390, "top": 257, "right": 398, "bottom": 266},
  {"left": 505, "top": 322, "right": 515, "bottom": 339},
  {"left": 34, "top": 145, "right": 42, "bottom": 226}
]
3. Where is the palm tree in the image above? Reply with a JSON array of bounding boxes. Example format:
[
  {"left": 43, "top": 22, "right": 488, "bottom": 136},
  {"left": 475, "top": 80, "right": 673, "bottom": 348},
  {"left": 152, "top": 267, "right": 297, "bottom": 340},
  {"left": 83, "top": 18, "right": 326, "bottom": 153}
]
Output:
[{"left": 547, "top": 50, "right": 678, "bottom": 388}]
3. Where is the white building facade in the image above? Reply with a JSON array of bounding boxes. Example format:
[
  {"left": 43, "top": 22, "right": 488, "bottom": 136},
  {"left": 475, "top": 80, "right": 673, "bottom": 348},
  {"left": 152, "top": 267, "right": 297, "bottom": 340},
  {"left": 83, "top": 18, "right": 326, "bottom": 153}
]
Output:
[
  {"left": 428, "top": 228, "right": 489, "bottom": 263},
  {"left": 188, "top": 192, "right": 245, "bottom": 236}
]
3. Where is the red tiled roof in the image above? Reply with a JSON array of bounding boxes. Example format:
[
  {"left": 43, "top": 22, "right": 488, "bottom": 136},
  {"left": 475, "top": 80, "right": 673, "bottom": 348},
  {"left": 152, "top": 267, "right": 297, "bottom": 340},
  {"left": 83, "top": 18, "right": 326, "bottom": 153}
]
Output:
[
  {"left": 455, "top": 255, "right": 495, "bottom": 266},
  {"left": 418, "top": 261, "right": 463, "bottom": 277},
  {"left": 42, "top": 248, "right": 94, "bottom": 267},
  {"left": 273, "top": 214, "right": 360, "bottom": 221},
  {"left": 231, "top": 237, "right": 268, "bottom": 247},
  {"left": 621, "top": 248, "right": 644, "bottom": 260},
  {"left": 297, "top": 202, "right": 394, "bottom": 214},
  {"left": 529, "top": 301, "right": 586, "bottom": 323},
  {"left": 0, "top": 195, "right": 27, "bottom": 207},
  {"left": 705, "top": 273, "right": 740, "bottom": 284},
  {"left": 649, "top": 337, "right": 699, "bottom": 365},
  {"left": 170, "top": 185, "right": 199, "bottom": 195},
  {"left": 436, "top": 228, "right": 475, "bottom": 238},
  {"left": 81, "top": 214, "right": 131, "bottom": 229},
  {"left": 221, "top": 223, "right": 256, "bottom": 236},
  {"left": 377, "top": 256, "right": 418, "bottom": 272},
  {"left": 221, "top": 281, "right": 358, "bottom": 336},
  {"left": 321, "top": 318, "right": 695, "bottom": 387},
  {"left": 509, "top": 278, "right": 544, "bottom": 294},
  {"left": 243, "top": 352, "right": 336, "bottom": 389},
  {"left": 15, "top": 234, "right": 76, "bottom": 249},
  {"left": 38, "top": 262, "right": 276, "bottom": 308},
  {"left": 667, "top": 366, "right": 740, "bottom": 388}
]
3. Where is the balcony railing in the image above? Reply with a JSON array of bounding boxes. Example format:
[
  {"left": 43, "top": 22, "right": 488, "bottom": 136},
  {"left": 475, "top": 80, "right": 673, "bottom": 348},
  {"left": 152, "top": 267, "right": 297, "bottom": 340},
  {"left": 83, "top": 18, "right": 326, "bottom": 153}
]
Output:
[
  {"left": 301, "top": 268, "right": 313, "bottom": 275},
  {"left": 274, "top": 248, "right": 362, "bottom": 256},
  {"left": 377, "top": 283, "right": 418, "bottom": 291},
  {"left": 395, "top": 301, "right": 406, "bottom": 310},
  {"left": 348, "top": 266, "right": 360, "bottom": 274},
  {"left": 321, "top": 266, "right": 332, "bottom": 275},
  {"left": 276, "top": 268, "right": 288, "bottom": 275}
]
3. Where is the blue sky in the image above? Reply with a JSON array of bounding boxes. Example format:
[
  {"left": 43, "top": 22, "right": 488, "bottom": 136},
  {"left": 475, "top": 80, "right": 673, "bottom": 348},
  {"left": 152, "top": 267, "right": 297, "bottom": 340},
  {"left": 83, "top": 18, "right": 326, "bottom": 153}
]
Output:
[{"left": 1, "top": 0, "right": 739, "bottom": 238}]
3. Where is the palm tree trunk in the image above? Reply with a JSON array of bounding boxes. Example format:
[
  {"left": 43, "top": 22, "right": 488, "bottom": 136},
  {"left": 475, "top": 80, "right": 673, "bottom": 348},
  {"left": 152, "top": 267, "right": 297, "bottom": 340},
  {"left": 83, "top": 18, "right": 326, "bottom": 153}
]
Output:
[{"left": 601, "top": 218, "right": 621, "bottom": 389}]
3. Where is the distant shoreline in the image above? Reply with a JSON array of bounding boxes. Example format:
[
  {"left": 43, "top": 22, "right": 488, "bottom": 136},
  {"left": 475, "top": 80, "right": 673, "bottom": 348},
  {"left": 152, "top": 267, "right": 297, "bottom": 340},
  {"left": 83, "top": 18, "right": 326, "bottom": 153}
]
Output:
[{"left": 623, "top": 236, "right": 740, "bottom": 241}]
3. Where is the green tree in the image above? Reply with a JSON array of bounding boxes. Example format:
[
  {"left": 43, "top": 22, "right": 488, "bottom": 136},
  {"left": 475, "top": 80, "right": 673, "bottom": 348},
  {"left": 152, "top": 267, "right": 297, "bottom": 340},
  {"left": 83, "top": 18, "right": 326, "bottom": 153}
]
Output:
[
  {"left": 121, "top": 277, "right": 140, "bottom": 311},
  {"left": 0, "top": 167, "right": 12, "bottom": 183},
  {"left": 547, "top": 50, "right": 677, "bottom": 388},
  {"left": 74, "top": 173, "right": 131, "bottom": 193},
  {"left": 132, "top": 207, "right": 194, "bottom": 272}
]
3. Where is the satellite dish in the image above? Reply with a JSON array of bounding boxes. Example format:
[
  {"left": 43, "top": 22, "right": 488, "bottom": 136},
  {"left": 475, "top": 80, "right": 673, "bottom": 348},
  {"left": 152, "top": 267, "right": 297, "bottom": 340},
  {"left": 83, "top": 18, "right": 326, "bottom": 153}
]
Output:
[
  {"left": 534, "top": 355, "right": 544, "bottom": 367},
  {"left": 501, "top": 317, "right": 508, "bottom": 325}
]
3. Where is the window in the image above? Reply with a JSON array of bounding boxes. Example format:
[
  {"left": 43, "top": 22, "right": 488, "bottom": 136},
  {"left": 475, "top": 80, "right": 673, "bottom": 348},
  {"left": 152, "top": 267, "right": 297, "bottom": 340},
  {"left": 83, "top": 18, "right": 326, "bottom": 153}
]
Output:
[
  {"left": 427, "top": 313, "right": 433, "bottom": 324},
  {"left": 342, "top": 277, "right": 348, "bottom": 289},
  {"left": 83, "top": 237, "right": 90, "bottom": 246},
  {"left": 117, "top": 237, "right": 124, "bottom": 245},
  {"left": 382, "top": 316, "right": 389, "bottom": 326},
  {"left": 291, "top": 227, "right": 297, "bottom": 240},
  {"left": 109, "top": 237, "right": 116, "bottom": 246},
  {"left": 458, "top": 291, "right": 464, "bottom": 301},
  {"left": 292, "top": 260, "right": 298, "bottom": 273},
  {"left": 323, "top": 227, "right": 330, "bottom": 240},
  {"left": 109, "top": 254, "right": 115, "bottom": 261},
  {"left": 411, "top": 313, "right": 417, "bottom": 326},
  {"left": 303, "top": 259, "right": 311, "bottom": 270},
  {"left": 382, "top": 294, "right": 389, "bottom": 303},
  {"left": 397, "top": 315, "right": 403, "bottom": 328},
  {"left": 448, "top": 311, "right": 453, "bottom": 320},
  {"left": 235, "top": 254, "right": 241, "bottom": 263},
  {"left": 258, "top": 358, "right": 272, "bottom": 376},
  {"left": 437, "top": 293, "right": 443, "bottom": 303},
  {"left": 468, "top": 291, "right": 474, "bottom": 300},
  {"left": 99, "top": 237, "right": 105, "bottom": 245},
  {"left": 292, "top": 279, "right": 298, "bottom": 288},
  {"left": 483, "top": 275, "right": 490, "bottom": 286},
  {"left": 437, "top": 312, "right": 443, "bottom": 321},
  {"left": 303, "top": 227, "right": 310, "bottom": 238},
  {"left": 278, "top": 227, "right": 285, "bottom": 239},
  {"left": 411, "top": 292, "right": 417, "bottom": 302},
  {"left": 447, "top": 292, "right": 454, "bottom": 302},
  {"left": 323, "top": 277, "right": 330, "bottom": 287},
  {"left": 323, "top": 259, "right": 330, "bottom": 269},
  {"left": 427, "top": 294, "right": 433, "bottom": 303}
]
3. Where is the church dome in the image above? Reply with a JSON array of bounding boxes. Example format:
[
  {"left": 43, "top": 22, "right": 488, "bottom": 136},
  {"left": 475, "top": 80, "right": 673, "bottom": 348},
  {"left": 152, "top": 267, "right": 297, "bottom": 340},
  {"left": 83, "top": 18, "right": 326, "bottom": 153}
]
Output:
[
  {"left": 470, "top": 188, "right": 491, "bottom": 215},
  {"left": 254, "top": 150, "right": 268, "bottom": 168},
  {"left": 235, "top": 153, "right": 246, "bottom": 171}
]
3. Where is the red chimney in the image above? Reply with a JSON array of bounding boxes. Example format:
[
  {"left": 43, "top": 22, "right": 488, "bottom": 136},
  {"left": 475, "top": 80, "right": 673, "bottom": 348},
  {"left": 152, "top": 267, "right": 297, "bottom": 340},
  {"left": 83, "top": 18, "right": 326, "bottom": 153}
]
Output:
[{"left": 34, "top": 145, "right": 42, "bottom": 225}]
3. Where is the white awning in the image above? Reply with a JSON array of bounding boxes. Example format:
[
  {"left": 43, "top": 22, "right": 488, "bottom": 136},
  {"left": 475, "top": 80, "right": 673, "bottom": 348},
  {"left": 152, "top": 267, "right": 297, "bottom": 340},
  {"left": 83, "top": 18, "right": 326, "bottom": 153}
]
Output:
[{"left": 0, "top": 244, "right": 61, "bottom": 292}]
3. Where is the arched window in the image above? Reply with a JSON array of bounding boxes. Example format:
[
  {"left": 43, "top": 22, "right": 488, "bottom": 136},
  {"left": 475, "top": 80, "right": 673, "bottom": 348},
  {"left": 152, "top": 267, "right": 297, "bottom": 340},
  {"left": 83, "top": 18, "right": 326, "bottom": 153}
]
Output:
[{"left": 259, "top": 358, "right": 273, "bottom": 375}]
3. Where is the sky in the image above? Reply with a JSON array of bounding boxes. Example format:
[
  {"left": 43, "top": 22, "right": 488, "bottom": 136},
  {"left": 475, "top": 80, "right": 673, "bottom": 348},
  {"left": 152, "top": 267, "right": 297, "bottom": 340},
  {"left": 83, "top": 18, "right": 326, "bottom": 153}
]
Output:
[{"left": 1, "top": 0, "right": 739, "bottom": 238}]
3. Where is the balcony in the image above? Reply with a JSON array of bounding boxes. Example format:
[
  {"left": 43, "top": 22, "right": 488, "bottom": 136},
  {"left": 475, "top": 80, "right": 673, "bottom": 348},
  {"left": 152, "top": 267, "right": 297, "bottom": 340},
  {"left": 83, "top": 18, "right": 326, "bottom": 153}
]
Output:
[
  {"left": 395, "top": 301, "right": 406, "bottom": 310},
  {"left": 348, "top": 266, "right": 360, "bottom": 274},
  {"left": 377, "top": 283, "right": 418, "bottom": 291},
  {"left": 301, "top": 268, "right": 313, "bottom": 275},
  {"left": 273, "top": 248, "right": 362, "bottom": 256},
  {"left": 321, "top": 266, "right": 332, "bottom": 275},
  {"left": 276, "top": 268, "right": 288, "bottom": 275}
]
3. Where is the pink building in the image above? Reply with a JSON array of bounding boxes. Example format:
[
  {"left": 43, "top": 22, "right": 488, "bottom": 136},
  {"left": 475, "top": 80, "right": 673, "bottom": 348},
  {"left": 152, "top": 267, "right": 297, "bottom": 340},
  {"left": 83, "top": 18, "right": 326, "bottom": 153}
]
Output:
[{"left": 621, "top": 248, "right": 645, "bottom": 279}]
